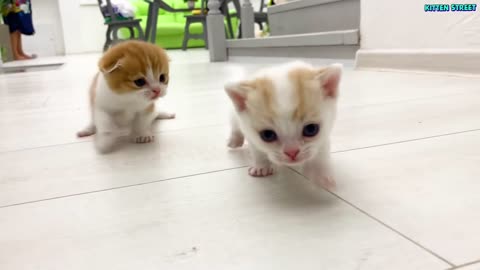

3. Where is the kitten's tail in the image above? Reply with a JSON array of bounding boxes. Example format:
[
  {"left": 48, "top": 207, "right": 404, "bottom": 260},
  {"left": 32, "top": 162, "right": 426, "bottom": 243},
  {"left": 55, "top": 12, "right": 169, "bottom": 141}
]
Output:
[{"left": 77, "top": 123, "right": 96, "bottom": 138}]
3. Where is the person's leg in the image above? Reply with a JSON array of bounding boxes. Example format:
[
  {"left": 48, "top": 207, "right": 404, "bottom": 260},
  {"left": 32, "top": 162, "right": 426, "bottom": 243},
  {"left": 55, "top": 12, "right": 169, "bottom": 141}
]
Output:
[
  {"left": 17, "top": 33, "right": 34, "bottom": 59},
  {"left": 9, "top": 31, "right": 27, "bottom": 60}
]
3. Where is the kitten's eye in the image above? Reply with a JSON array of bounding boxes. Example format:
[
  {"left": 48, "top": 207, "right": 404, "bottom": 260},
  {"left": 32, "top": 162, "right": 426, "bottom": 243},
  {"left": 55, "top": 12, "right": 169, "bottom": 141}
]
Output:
[
  {"left": 134, "top": 78, "right": 147, "bottom": 87},
  {"left": 259, "top": 129, "right": 278, "bottom": 142},
  {"left": 303, "top": 124, "right": 320, "bottom": 137},
  {"left": 159, "top": 74, "right": 166, "bottom": 83}
]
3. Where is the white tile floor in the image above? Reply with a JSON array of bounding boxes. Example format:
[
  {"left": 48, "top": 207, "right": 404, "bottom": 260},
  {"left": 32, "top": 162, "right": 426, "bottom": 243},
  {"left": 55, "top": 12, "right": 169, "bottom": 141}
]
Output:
[{"left": 1, "top": 50, "right": 480, "bottom": 270}]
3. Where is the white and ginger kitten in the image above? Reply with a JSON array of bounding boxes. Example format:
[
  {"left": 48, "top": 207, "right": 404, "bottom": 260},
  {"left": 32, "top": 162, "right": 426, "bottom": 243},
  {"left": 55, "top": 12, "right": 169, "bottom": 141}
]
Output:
[
  {"left": 225, "top": 61, "right": 342, "bottom": 189},
  {"left": 77, "top": 40, "right": 175, "bottom": 153}
]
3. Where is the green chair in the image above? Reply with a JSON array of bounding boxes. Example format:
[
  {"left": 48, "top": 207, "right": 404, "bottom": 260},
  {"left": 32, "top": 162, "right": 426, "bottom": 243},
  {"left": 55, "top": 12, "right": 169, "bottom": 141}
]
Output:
[
  {"left": 99, "top": 0, "right": 145, "bottom": 51},
  {"left": 131, "top": 0, "right": 238, "bottom": 49}
]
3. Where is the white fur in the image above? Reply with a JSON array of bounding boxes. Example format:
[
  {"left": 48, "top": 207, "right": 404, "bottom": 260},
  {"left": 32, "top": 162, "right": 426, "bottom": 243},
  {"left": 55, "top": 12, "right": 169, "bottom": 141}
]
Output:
[
  {"left": 78, "top": 69, "right": 174, "bottom": 154},
  {"left": 226, "top": 61, "right": 342, "bottom": 189}
]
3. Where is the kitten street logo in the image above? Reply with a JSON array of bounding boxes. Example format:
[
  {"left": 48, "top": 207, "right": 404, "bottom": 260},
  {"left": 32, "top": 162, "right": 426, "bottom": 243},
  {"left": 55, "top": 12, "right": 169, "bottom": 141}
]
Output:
[{"left": 425, "top": 4, "right": 477, "bottom": 12}]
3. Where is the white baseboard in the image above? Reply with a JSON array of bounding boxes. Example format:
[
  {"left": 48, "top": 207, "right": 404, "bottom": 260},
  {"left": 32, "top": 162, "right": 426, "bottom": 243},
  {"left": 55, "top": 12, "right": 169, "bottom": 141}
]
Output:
[{"left": 355, "top": 49, "right": 480, "bottom": 76}]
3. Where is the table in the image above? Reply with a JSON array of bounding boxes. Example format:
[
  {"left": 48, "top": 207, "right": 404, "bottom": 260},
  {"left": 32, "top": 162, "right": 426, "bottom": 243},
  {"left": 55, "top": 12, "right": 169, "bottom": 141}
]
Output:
[
  {"left": 144, "top": 0, "right": 195, "bottom": 43},
  {"left": 143, "top": 0, "right": 241, "bottom": 44}
]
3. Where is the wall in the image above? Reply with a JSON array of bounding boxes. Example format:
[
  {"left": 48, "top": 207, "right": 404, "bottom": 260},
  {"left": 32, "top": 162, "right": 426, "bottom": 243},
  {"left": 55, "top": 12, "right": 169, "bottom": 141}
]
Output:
[
  {"left": 357, "top": 0, "right": 480, "bottom": 74},
  {"left": 361, "top": 0, "right": 480, "bottom": 49},
  {"left": 23, "top": 0, "right": 65, "bottom": 56},
  {"left": 58, "top": 0, "right": 106, "bottom": 54}
]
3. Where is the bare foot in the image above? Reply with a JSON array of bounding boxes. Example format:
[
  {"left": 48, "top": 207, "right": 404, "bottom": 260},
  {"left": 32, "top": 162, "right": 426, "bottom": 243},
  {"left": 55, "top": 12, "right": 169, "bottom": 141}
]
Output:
[
  {"left": 13, "top": 54, "right": 29, "bottom": 61},
  {"left": 20, "top": 53, "right": 37, "bottom": 60}
]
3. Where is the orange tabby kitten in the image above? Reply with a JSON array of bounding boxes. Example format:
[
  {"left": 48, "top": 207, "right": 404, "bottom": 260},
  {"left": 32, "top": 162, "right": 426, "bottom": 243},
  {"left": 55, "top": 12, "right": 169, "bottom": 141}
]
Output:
[
  {"left": 77, "top": 40, "right": 175, "bottom": 153},
  {"left": 225, "top": 61, "right": 341, "bottom": 190}
]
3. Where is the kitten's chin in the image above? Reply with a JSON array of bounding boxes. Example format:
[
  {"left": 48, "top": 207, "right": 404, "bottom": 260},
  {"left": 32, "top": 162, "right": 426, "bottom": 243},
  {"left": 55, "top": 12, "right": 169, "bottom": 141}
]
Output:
[
  {"left": 149, "top": 93, "right": 165, "bottom": 100},
  {"left": 271, "top": 157, "right": 308, "bottom": 167},
  {"left": 271, "top": 153, "right": 315, "bottom": 167}
]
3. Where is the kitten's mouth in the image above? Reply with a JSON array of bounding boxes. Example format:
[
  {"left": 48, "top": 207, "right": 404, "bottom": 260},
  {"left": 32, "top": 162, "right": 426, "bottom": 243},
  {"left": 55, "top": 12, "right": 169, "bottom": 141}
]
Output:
[
  {"left": 285, "top": 159, "right": 305, "bottom": 165},
  {"left": 275, "top": 157, "right": 307, "bottom": 166}
]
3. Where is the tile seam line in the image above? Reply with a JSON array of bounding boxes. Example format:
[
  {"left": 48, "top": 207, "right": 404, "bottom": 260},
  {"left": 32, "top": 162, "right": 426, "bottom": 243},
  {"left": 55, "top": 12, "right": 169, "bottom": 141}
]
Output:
[
  {"left": 289, "top": 168, "right": 455, "bottom": 268},
  {"left": 2, "top": 127, "right": 480, "bottom": 156},
  {"left": 330, "top": 190, "right": 455, "bottom": 267},
  {"left": 332, "top": 128, "right": 480, "bottom": 154},
  {"left": 448, "top": 259, "right": 480, "bottom": 270},
  {"left": 0, "top": 123, "right": 230, "bottom": 154},
  {"left": 0, "top": 165, "right": 248, "bottom": 209},
  {"left": 2, "top": 129, "right": 480, "bottom": 207}
]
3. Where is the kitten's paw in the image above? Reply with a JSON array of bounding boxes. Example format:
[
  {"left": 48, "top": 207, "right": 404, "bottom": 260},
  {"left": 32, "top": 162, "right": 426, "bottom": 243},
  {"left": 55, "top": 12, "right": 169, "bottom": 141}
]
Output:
[
  {"left": 134, "top": 135, "right": 155, "bottom": 144},
  {"left": 77, "top": 124, "right": 96, "bottom": 138},
  {"left": 156, "top": 112, "right": 176, "bottom": 120},
  {"left": 248, "top": 166, "right": 274, "bottom": 177},
  {"left": 227, "top": 135, "right": 244, "bottom": 148},
  {"left": 313, "top": 175, "right": 336, "bottom": 191},
  {"left": 77, "top": 129, "right": 95, "bottom": 138},
  {"left": 95, "top": 136, "right": 116, "bottom": 154}
]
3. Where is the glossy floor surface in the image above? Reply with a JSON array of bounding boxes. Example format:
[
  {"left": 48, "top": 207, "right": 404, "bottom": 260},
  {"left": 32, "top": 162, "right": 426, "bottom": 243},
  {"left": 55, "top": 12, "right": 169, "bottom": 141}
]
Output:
[{"left": 1, "top": 50, "right": 480, "bottom": 270}]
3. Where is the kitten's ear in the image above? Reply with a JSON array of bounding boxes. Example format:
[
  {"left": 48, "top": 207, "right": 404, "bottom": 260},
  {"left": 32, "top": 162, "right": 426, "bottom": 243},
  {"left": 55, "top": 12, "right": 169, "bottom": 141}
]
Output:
[
  {"left": 98, "top": 54, "right": 123, "bottom": 74},
  {"left": 224, "top": 81, "right": 252, "bottom": 112},
  {"left": 316, "top": 63, "right": 342, "bottom": 98}
]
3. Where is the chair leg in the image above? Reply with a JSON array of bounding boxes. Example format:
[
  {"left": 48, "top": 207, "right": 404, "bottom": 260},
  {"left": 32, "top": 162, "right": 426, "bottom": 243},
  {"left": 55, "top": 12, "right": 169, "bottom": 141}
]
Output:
[
  {"left": 104, "top": 26, "right": 112, "bottom": 52},
  {"left": 237, "top": 23, "right": 242, "bottom": 39},
  {"left": 135, "top": 23, "right": 145, "bottom": 40},
  {"left": 202, "top": 21, "right": 208, "bottom": 49},
  {"left": 258, "top": 22, "right": 264, "bottom": 31},
  {"left": 182, "top": 21, "right": 190, "bottom": 51},
  {"left": 127, "top": 27, "right": 135, "bottom": 40},
  {"left": 112, "top": 25, "right": 120, "bottom": 41}
]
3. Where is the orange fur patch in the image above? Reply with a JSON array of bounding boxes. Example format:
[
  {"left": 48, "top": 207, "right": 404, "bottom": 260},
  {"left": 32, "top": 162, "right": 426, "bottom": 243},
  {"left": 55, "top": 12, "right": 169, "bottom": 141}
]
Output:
[
  {"left": 289, "top": 67, "right": 325, "bottom": 121},
  {"left": 244, "top": 77, "right": 277, "bottom": 121},
  {"left": 99, "top": 40, "right": 169, "bottom": 94}
]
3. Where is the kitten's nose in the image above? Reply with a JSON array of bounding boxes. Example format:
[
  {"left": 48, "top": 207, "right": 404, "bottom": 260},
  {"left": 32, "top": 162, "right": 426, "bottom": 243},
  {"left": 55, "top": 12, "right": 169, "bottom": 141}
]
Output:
[
  {"left": 284, "top": 148, "right": 300, "bottom": 160},
  {"left": 152, "top": 88, "right": 161, "bottom": 95}
]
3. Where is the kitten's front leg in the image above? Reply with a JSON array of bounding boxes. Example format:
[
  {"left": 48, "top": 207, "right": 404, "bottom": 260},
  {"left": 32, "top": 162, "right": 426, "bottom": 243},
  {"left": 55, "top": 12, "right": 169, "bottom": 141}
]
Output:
[
  {"left": 248, "top": 144, "right": 274, "bottom": 177},
  {"left": 132, "top": 109, "right": 157, "bottom": 144},
  {"left": 227, "top": 115, "right": 244, "bottom": 148},
  {"left": 94, "top": 110, "right": 120, "bottom": 154},
  {"left": 304, "top": 149, "right": 336, "bottom": 190}
]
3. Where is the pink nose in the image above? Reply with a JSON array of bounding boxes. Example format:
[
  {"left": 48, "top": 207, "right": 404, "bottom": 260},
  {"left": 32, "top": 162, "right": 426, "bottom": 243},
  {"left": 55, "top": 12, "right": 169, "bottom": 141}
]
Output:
[
  {"left": 284, "top": 149, "right": 300, "bottom": 160},
  {"left": 152, "top": 88, "right": 161, "bottom": 95}
]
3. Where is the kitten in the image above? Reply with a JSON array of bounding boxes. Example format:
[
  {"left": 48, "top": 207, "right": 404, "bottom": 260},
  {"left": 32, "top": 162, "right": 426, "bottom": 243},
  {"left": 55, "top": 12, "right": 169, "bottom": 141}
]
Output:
[
  {"left": 225, "top": 61, "right": 342, "bottom": 189},
  {"left": 77, "top": 40, "right": 175, "bottom": 153}
]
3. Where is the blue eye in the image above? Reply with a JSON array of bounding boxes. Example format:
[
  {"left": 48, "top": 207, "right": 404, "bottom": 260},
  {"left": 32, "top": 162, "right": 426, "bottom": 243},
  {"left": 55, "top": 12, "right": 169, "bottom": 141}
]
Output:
[
  {"left": 303, "top": 124, "right": 320, "bottom": 137},
  {"left": 134, "top": 78, "right": 146, "bottom": 87},
  {"left": 259, "top": 130, "right": 277, "bottom": 142}
]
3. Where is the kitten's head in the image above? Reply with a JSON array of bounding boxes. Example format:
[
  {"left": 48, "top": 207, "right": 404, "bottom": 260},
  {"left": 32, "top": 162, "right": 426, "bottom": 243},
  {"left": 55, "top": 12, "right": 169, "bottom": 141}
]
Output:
[
  {"left": 98, "top": 40, "right": 170, "bottom": 101},
  {"left": 225, "top": 61, "right": 342, "bottom": 166}
]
